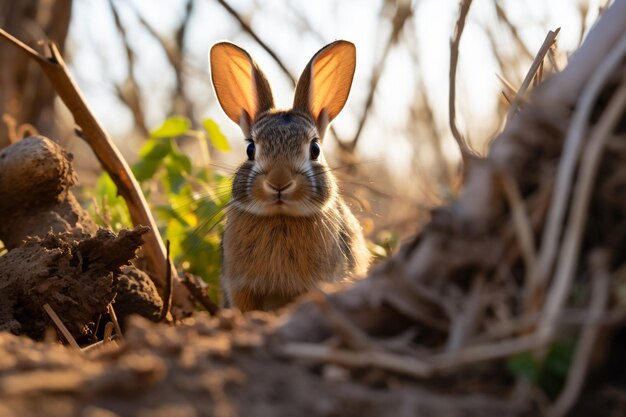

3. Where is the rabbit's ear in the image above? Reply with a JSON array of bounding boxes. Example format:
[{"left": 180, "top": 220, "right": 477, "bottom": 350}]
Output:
[
  {"left": 210, "top": 42, "right": 274, "bottom": 135},
  {"left": 293, "top": 40, "right": 356, "bottom": 135}
]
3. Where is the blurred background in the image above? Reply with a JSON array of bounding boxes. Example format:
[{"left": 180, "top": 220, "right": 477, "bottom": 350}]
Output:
[{"left": 0, "top": 0, "right": 608, "bottom": 277}]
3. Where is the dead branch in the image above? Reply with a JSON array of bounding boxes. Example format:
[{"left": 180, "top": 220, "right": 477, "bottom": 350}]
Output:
[
  {"left": 445, "top": 272, "right": 484, "bottom": 351},
  {"left": 280, "top": 328, "right": 551, "bottom": 379},
  {"left": 448, "top": 0, "right": 476, "bottom": 163},
  {"left": 278, "top": 342, "right": 433, "bottom": 379},
  {"left": 43, "top": 303, "right": 81, "bottom": 351},
  {"left": 344, "top": 1, "right": 412, "bottom": 153},
  {"left": 182, "top": 273, "right": 220, "bottom": 316},
  {"left": 312, "top": 292, "right": 378, "bottom": 351},
  {"left": 107, "top": 304, "right": 124, "bottom": 342},
  {"left": 213, "top": 0, "right": 295, "bottom": 85},
  {"left": 125, "top": 0, "right": 195, "bottom": 118},
  {"left": 506, "top": 28, "right": 560, "bottom": 120},
  {"left": 497, "top": 171, "right": 538, "bottom": 311},
  {"left": 493, "top": 1, "right": 534, "bottom": 60},
  {"left": 539, "top": 70, "right": 626, "bottom": 339},
  {"left": 534, "top": 32, "right": 626, "bottom": 305},
  {"left": 277, "top": 1, "right": 626, "bottom": 401},
  {"left": 540, "top": 0, "right": 626, "bottom": 105},
  {"left": 158, "top": 240, "right": 174, "bottom": 322},
  {"left": 107, "top": 0, "right": 149, "bottom": 137},
  {"left": 548, "top": 250, "right": 610, "bottom": 417}
]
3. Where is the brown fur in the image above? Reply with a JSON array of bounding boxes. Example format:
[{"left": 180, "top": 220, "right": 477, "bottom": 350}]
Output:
[
  {"left": 222, "top": 201, "right": 369, "bottom": 311},
  {"left": 210, "top": 41, "right": 369, "bottom": 312}
]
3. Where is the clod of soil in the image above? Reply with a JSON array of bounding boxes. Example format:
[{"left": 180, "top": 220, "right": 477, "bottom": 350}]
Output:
[
  {"left": 0, "top": 135, "right": 165, "bottom": 337},
  {"left": 0, "top": 136, "right": 97, "bottom": 249},
  {"left": 0, "top": 227, "right": 149, "bottom": 340},
  {"left": 114, "top": 265, "right": 163, "bottom": 325}
]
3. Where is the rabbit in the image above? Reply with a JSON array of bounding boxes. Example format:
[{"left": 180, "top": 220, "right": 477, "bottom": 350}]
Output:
[{"left": 209, "top": 40, "right": 370, "bottom": 312}]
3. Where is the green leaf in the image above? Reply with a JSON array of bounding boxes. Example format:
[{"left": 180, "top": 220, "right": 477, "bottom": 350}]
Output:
[
  {"left": 507, "top": 339, "right": 576, "bottom": 399},
  {"left": 138, "top": 138, "right": 171, "bottom": 159},
  {"left": 202, "top": 118, "right": 231, "bottom": 152},
  {"left": 90, "top": 173, "right": 132, "bottom": 231},
  {"left": 133, "top": 139, "right": 173, "bottom": 181},
  {"left": 151, "top": 116, "right": 191, "bottom": 138},
  {"left": 133, "top": 159, "right": 161, "bottom": 182},
  {"left": 165, "top": 219, "right": 186, "bottom": 260},
  {"left": 95, "top": 172, "right": 118, "bottom": 200},
  {"left": 168, "top": 151, "right": 192, "bottom": 175},
  {"left": 539, "top": 339, "right": 576, "bottom": 398},
  {"left": 508, "top": 352, "right": 540, "bottom": 384},
  {"left": 164, "top": 161, "right": 187, "bottom": 194}
]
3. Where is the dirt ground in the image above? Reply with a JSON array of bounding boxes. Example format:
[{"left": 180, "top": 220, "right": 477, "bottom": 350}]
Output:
[
  {"left": 0, "top": 311, "right": 527, "bottom": 417},
  {"left": 1, "top": 310, "right": 625, "bottom": 417}
]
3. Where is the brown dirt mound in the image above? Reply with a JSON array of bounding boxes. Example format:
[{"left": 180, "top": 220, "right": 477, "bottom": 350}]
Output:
[{"left": 0, "top": 227, "right": 149, "bottom": 340}]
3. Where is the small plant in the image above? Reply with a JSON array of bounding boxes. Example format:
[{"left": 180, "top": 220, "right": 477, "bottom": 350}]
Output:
[
  {"left": 507, "top": 338, "right": 576, "bottom": 399},
  {"left": 366, "top": 227, "right": 400, "bottom": 262},
  {"left": 84, "top": 116, "right": 232, "bottom": 300}
]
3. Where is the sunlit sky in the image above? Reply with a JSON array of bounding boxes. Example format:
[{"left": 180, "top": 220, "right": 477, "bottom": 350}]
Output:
[{"left": 66, "top": 0, "right": 603, "bottom": 179}]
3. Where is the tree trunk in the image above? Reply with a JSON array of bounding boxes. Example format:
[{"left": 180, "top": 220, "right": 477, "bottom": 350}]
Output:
[{"left": 0, "top": 0, "right": 72, "bottom": 147}]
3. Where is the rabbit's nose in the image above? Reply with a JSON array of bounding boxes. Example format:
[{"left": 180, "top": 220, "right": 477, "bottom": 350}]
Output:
[
  {"left": 264, "top": 167, "right": 296, "bottom": 194},
  {"left": 264, "top": 180, "right": 295, "bottom": 194}
]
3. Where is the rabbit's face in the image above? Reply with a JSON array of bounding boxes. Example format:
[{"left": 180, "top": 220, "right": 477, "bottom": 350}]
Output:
[
  {"left": 211, "top": 40, "right": 356, "bottom": 217},
  {"left": 232, "top": 110, "right": 337, "bottom": 217}
]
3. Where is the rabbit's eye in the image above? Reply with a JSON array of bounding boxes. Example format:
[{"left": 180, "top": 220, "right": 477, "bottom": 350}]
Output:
[
  {"left": 310, "top": 140, "right": 320, "bottom": 160},
  {"left": 246, "top": 142, "right": 255, "bottom": 160}
]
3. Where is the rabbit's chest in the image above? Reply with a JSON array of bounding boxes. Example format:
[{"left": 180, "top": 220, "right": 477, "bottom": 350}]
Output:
[{"left": 222, "top": 214, "right": 345, "bottom": 294}]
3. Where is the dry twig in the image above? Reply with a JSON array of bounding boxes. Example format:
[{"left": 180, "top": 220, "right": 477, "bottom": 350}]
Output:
[
  {"left": 125, "top": 0, "right": 197, "bottom": 117},
  {"left": 345, "top": 1, "right": 412, "bottom": 152},
  {"left": 535, "top": 32, "right": 626, "bottom": 315},
  {"left": 496, "top": 73, "right": 519, "bottom": 104},
  {"left": 280, "top": 328, "right": 553, "bottom": 380},
  {"left": 445, "top": 273, "right": 485, "bottom": 352},
  {"left": 506, "top": 28, "right": 560, "bottom": 120},
  {"left": 107, "top": 304, "right": 124, "bottom": 342},
  {"left": 182, "top": 273, "right": 220, "bottom": 316},
  {"left": 449, "top": 0, "right": 476, "bottom": 163},
  {"left": 42, "top": 303, "right": 81, "bottom": 351},
  {"left": 158, "top": 240, "right": 174, "bottom": 322},
  {"left": 548, "top": 250, "right": 610, "bottom": 417},
  {"left": 103, "top": 322, "right": 115, "bottom": 346},
  {"left": 493, "top": 2, "right": 534, "bottom": 60},
  {"left": 312, "top": 291, "right": 378, "bottom": 351},
  {"left": 540, "top": 73, "right": 626, "bottom": 339},
  {"left": 279, "top": 342, "right": 433, "bottom": 379},
  {"left": 107, "top": 0, "right": 149, "bottom": 136},
  {"left": 213, "top": 0, "right": 295, "bottom": 85},
  {"left": 82, "top": 334, "right": 119, "bottom": 353},
  {"left": 497, "top": 171, "right": 538, "bottom": 311}
]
